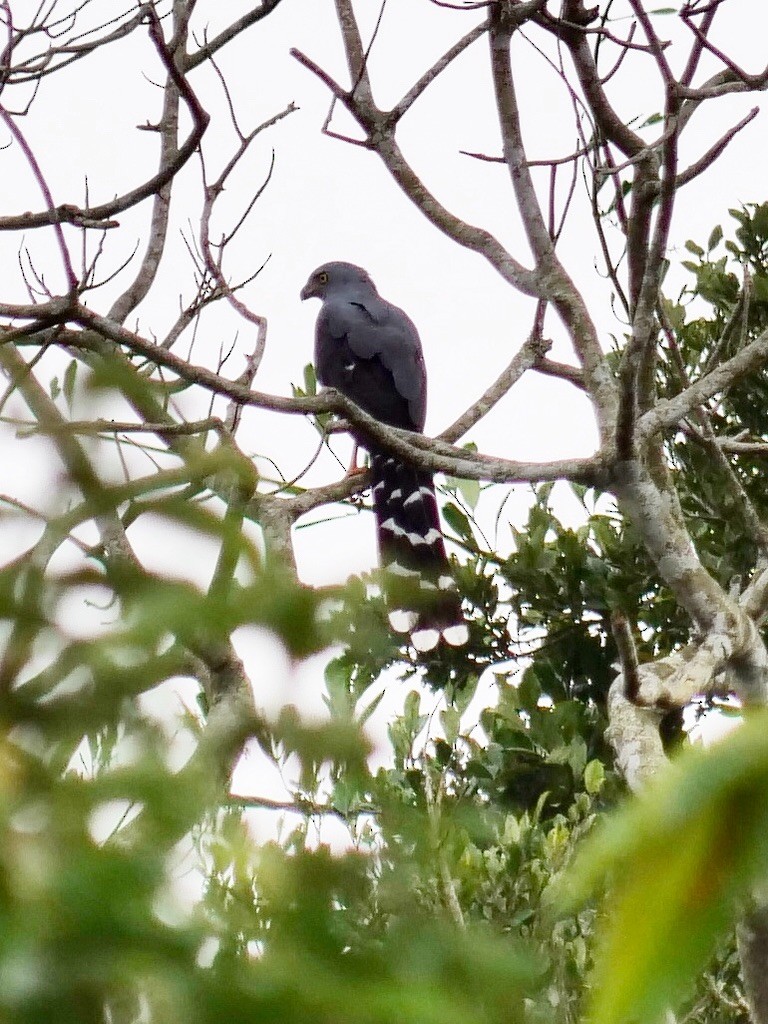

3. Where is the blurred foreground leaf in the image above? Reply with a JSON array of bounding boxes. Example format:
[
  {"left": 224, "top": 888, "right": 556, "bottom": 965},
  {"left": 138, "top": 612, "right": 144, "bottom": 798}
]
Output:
[{"left": 558, "top": 713, "right": 768, "bottom": 1024}]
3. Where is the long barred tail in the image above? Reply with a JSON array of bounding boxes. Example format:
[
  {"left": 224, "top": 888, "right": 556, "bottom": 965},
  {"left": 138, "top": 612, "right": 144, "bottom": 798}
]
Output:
[{"left": 369, "top": 449, "right": 468, "bottom": 651}]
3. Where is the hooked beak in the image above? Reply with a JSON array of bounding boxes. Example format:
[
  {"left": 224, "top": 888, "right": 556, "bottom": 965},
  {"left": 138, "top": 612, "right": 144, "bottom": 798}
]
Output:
[{"left": 300, "top": 280, "right": 315, "bottom": 301}]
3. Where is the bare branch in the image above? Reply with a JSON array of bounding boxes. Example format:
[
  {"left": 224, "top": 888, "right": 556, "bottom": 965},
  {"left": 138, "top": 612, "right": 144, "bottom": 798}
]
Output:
[
  {"left": 184, "top": 1, "right": 287, "bottom": 71},
  {"left": 391, "top": 21, "right": 487, "bottom": 121},
  {"left": 108, "top": 4, "right": 185, "bottom": 324},
  {"left": 0, "top": 101, "right": 76, "bottom": 289},
  {"left": 0, "top": 8, "right": 210, "bottom": 233},
  {"left": 439, "top": 316, "right": 551, "bottom": 443},
  {"left": 676, "top": 106, "right": 758, "bottom": 188}
]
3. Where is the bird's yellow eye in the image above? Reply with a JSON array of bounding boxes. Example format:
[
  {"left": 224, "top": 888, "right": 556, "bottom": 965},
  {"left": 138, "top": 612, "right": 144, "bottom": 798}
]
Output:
[{"left": 318, "top": 271, "right": 329, "bottom": 284}]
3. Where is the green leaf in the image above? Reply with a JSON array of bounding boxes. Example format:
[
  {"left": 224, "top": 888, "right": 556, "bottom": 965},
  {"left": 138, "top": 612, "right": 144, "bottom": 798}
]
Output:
[
  {"left": 569, "top": 482, "right": 588, "bottom": 507},
  {"left": 324, "top": 658, "right": 354, "bottom": 719},
  {"left": 359, "top": 688, "right": 385, "bottom": 727},
  {"left": 303, "top": 362, "right": 318, "bottom": 396},
  {"left": 639, "top": 112, "right": 662, "bottom": 129},
  {"left": 707, "top": 224, "right": 723, "bottom": 251},
  {"left": 453, "top": 673, "right": 479, "bottom": 714},
  {"left": 404, "top": 689, "right": 421, "bottom": 725},
  {"left": 517, "top": 667, "right": 541, "bottom": 708},
  {"left": 584, "top": 758, "right": 604, "bottom": 795},
  {"left": 457, "top": 476, "right": 480, "bottom": 511},
  {"left": 753, "top": 202, "right": 768, "bottom": 239},
  {"left": 503, "top": 813, "right": 521, "bottom": 845},
  {"left": 559, "top": 712, "right": 768, "bottom": 1024},
  {"left": 442, "top": 502, "right": 473, "bottom": 542},
  {"left": 660, "top": 297, "right": 685, "bottom": 332},
  {"left": 441, "top": 706, "right": 460, "bottom": 745},
  {"left": 63, "top": 359, "right": 78, "bottom": 411}
]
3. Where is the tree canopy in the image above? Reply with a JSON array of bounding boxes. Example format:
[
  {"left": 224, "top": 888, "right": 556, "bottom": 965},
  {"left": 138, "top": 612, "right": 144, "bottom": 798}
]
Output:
[{"left": 1, "top": 2, "right": 768, "bottom": 1023}]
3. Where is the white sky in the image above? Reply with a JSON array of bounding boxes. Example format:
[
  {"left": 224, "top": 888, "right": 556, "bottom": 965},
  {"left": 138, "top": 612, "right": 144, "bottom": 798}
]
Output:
[{"left": 1, "top": 0, "right": 767, "bottom": 842}]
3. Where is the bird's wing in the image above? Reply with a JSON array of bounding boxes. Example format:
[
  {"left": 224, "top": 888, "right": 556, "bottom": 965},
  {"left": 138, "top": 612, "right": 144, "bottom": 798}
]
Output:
[{"left": 316, "top": 296, "right": 426, "bottom": 430}]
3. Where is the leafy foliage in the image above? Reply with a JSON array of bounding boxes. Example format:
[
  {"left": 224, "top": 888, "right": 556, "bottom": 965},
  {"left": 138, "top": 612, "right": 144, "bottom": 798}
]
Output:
[
  {"left": 3, "top": 213, "right": 766, "bottom": 1021},
  {"left": 666, "top": 204, "right": 768, "bottom": 584},
  {"left": 0, "top": 0, "right": 767, "bottom": 1018},
  {"left": 0, "top": 50, "right": 766, "bottom": 1016}
]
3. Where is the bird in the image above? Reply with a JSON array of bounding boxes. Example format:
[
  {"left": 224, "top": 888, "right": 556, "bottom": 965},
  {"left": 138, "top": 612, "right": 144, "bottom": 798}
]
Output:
[{"left": 300, "top": 261, "right": 468, "bottom": 652}]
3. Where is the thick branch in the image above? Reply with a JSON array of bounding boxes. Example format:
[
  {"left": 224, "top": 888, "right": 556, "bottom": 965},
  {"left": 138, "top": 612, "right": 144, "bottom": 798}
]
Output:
[
  {"left": 439, "top": 331, "right": 551, "bottom": 442},
  {"left": 639, "top": 324, "right": 768, "bottom": 441},
  {"left": 488, "top": 17, "right": 556, "bottom": 265},
  {"left": 606, "top": 676, "right": 667, "bottom": 792},
  {"left": 1, "top": 313, "right": 599, "bottom": 487},
  {"left": 612, "top": 459, "right": 768, "bottom": 701},
  {"left": 108, "top": 5, "right": 183, "bottom": 324}
]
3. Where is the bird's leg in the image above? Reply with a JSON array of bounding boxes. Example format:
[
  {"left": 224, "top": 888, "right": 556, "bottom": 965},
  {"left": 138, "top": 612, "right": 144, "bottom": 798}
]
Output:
[{"left": 345, "top": 442, "right": 367, "bottom": 478}]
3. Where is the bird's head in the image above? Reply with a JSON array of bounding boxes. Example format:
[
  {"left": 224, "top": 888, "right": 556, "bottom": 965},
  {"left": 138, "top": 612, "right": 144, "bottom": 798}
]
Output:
[{"left": 300, "top": 261, "right": 376, "bottom": 301}]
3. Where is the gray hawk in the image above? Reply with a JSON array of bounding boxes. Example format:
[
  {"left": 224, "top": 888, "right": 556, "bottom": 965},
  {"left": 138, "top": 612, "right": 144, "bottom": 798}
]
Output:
[{"left": 301, "top": 261, "right": 468, "bottom": 651}]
